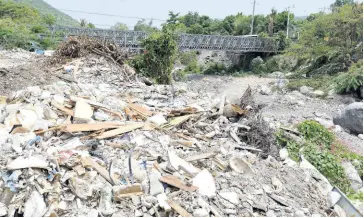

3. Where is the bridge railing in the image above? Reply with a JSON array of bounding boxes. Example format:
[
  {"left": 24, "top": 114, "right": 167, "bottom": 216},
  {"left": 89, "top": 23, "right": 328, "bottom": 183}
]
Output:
[{"left": 49, "top": 26, "right": 277, "bottom": 53}]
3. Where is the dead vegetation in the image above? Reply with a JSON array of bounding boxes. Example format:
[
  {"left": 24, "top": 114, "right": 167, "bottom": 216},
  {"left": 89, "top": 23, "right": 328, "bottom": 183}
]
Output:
[{"left": 49, "top": 36, "right": 128, "bottom": 66}]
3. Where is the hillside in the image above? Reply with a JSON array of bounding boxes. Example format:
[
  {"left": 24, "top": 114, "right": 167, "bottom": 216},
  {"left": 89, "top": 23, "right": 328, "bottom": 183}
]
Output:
[{"left": 12, "top": 0, "right": 79, "bottom": 26}]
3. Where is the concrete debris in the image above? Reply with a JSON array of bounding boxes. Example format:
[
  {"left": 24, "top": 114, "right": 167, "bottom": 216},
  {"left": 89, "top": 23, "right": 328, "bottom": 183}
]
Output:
[
  {"left": 193, "top": 169, "right": 216, "bottom": 198},
  {"left": 0, "top": 50, "right": 339, "bottom": 217},
  {"left": 341, "top": 161, "right": 363, "bottom": 191}
]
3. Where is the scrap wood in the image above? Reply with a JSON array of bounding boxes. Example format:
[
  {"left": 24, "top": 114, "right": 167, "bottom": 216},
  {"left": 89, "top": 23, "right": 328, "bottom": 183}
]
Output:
[
  {"left": 168, "top": 107, "right": 198, "bottom": 117},
  {"left": 185, "top": 152, "right": 217, "bottom": 162},
  {"left": 69, "top": 95, "right": 112, "bottom": 110},
  {"left": 279, "top": 127, "right": 302, "bottom": 136},
  {"left": 51, "top": 101, "right": 74, "bottom": 116},
  {"left": 231, "top": 104, "right": 248, "bottom": 115},
  {"left": 159, "top": 175, "right": 198, "bottom": 192},
  {"left": 34, "top": 125, "right": 65, "bottom": 135},
  {"left": 105, "top": 141, "right": 129, "bottom": 149},
  {"left": 82, "top": 156, "right": 113, "bottom": 185},
  {"left": 10, "top": 126, "right": 30, "bottom": 134},
  {"left": 235, "top": 146, "right": 263, "bottom": 152},
  {"left": 218, "top": 94, "right": 226, "bottom": 115},
  {"left": 171, "top": 140, "right": 194, "bottom": 148},
  {"left": 62, "top": 123, "right": 122, "bottom": 133},
  {"left": 166, "top": 199, "right": 192, "bottom": 217},
  {"left": 95, "top": 122, "right": 145, "bottom": 139},
  {"left": 162, "top": 114, "right": 194, "bottom": 130},
  {"left": 127, "top": 103, "right": 153, "bottom": 117},
  {"left": 113, "top": 183, "right": 143, "bottom": 200},
  {"left": 99, "top": 107, "right": 123, "bottom": 120}
]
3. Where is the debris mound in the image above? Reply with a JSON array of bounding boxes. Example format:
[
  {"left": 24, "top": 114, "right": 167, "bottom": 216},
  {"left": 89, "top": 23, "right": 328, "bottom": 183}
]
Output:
[{"left": 49, "top": 36, "right": 128, "bottom": 66}]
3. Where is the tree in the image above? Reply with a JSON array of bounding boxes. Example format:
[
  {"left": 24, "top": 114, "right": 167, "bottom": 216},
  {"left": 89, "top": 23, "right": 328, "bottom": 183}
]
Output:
[
  {"left": 80, "top": 19, "right": 87, "bottom": 28},
  {"left": 134, "top": 19, "right": 157, "bottom": 33},
  {"left": 87, "top": 23, "right": 95, "bottom": 28},
  {"left": 112, "top": 22, "right": 128, "bottom": 30},
  {"left": 167, "top": 11, "right": 180, "bottom": 25},
  {"left": 43, "top": 14, "right": 56, "bottom": 26}
]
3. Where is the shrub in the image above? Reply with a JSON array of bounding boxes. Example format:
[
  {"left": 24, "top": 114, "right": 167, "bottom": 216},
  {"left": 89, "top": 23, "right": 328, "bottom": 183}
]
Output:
[
  {"left": 250, "top": 56, "right": 266, "bottom": 74},
  {"left": 177, "top": 51, "right": 198, "bottom": 66},
  {"left": 303, "top": 143, "right": 352, "bottom": 194},
  {"left": 333, "top": 61, "right": 363, "bottom": 94},
  {"left": 203, "top": 62, "right": 227, "bottom": 75},
  {"left": 129, "top": 31, "right": 178, "bottom": 84},
  {"left": 297, "top": 120, "right": 335, "bottom": 149}
]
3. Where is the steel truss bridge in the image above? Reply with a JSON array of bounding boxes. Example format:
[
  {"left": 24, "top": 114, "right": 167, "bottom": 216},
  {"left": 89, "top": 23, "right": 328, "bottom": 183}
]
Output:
[{"left": 50, "top": 26, "right": 277, "bottom": 53}]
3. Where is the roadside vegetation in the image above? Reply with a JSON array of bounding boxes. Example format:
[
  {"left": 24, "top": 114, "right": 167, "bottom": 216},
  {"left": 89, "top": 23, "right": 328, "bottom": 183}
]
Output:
[{"left": 276, "top": 120, "right": 363, "bottom": 199}]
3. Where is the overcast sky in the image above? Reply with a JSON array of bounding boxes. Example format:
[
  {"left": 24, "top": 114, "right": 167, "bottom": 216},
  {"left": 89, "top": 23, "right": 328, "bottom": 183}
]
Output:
[{"left": 44, "top": 0, "right": 337, "bottom": 29}]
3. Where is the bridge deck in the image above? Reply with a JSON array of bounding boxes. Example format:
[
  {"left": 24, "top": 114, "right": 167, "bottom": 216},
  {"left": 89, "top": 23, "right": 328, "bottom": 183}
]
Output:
[{"left": 49, "top": 27, "right": 277, "bottom": 53}]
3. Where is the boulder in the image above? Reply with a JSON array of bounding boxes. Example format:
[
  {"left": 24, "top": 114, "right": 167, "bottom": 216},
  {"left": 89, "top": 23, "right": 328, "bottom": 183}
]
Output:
[
  {"left": 260, "top": 85, "right": 271, "bottom": 95},
  {"left": 333, "top": 102, "right": 363, "bottom": 134},
  {"left": 310, "top": 90, "right": 325, "bottom": 98},
  {"left": 300, "top": 86, "right": 313, "bottom": 95},
  {"left": 341, "top": 161, "right": 362, "bottom": 191}
]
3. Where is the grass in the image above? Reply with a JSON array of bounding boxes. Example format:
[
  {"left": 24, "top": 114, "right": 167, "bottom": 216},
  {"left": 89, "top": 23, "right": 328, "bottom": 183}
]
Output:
[{"left": 285, "top": 75, "right": 335, "bottom": 92}]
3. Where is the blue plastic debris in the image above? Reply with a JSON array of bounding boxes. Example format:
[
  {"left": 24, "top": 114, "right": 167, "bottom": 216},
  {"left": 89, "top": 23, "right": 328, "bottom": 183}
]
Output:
[
  {"left": 35, "top": 49, "right": 45, "bottom": 55},
  {"left": 27, "top": 136, "right": 41, "bottom": 146}
]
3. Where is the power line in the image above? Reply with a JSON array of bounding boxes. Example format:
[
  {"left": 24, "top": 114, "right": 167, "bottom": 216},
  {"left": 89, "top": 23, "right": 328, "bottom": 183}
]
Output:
[{"left": 58, "top": 8, "right": 167, "bottom": 22}]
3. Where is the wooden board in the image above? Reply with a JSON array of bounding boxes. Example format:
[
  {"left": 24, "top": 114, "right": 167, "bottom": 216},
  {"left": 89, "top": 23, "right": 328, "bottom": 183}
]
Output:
[
  {"left": 166, "top": 199, "right": 192, "bottom": 217},
  {"left": 159, "top": 175, "right": 198, "bottom": 192},
  {"left": 95, "top": 123, "right": 145, "bottom": 139},
  {"left": 62, "top": 123, "right": 122, "bottom": 133}
]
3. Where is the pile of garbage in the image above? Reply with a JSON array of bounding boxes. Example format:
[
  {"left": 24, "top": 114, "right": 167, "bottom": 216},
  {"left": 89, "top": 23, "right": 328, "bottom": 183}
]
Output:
[{"left": 0, "top": 63, "right": 338, "bottom": 217}]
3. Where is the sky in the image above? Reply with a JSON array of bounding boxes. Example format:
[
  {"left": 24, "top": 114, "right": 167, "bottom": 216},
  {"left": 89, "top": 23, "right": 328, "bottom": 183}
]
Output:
[{"left": 44, "top": 0, "right": 336, "bottom": 29}]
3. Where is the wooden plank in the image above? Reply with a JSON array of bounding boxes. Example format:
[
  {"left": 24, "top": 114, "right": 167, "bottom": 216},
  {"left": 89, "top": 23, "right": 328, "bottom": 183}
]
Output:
[
  {"left": 159, "top": 175, "right": 198, "bottom": 192},
  {"left": 113, "top": 184, "right": 143, "bottom": 200},
  {"left": 128, "top": 103, "right": 153, "bottom": 117},
  {"left": 51, "top": 101, "right": 74, "bottom": 116},
  {"left": 95, "top": 123, "right": 145, "bottom": 139},
  {"left": 166, "top": 199, "right": 192, "bottom": 217},
  {"left": 185, "top": 152, "right": 217, "bottom": 162},
  {"left": 62, "top": 123, "right": 122, "bottom": 133},
  {"left": 82, "top": 156, "right": 113, "bottom": 185}
]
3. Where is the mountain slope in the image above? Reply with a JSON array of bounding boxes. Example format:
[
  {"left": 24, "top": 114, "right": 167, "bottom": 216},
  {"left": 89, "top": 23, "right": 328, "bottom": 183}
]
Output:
[{"left": 12, "top": 0, "right": 79, "bottom": 26}]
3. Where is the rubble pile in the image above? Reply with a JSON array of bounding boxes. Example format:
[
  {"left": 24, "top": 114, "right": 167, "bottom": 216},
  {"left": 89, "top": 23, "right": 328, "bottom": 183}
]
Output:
[{"left": 0, "top": 60, "right": 334, "bottom": 217}]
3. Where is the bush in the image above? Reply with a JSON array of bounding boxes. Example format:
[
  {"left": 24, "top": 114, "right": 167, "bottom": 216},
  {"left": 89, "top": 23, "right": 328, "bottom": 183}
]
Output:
[
  {"left": 129, "top": 31, "right": 177, "bottom": 84},
  {"left": 250, "top": 56, "right": 266, "bottom": 74},
  {"left": 203, "top": 62, "right": 227, "bottom": 75},
  {"left": 303, "top": 143, "right": 352, "bottom": 193},
  {"left": 333, "top": 61, "right": 363, "bottom": 95},
  {"left": 177, "top": 51, "right": 198, "bottom": 66},
  {"left": 297, "top": 120, "right": 335, "bottom": 149}
]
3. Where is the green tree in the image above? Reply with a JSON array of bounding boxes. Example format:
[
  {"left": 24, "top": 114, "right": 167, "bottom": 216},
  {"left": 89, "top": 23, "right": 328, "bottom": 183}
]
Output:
[
  {"left": 112, "top": 22, "right": 128, "bottom": 30},
  {"left": 43, "top": 14, "right": 56, "bottom": 26},
  {"left": 167, "top": 11, "right": 180, "bottom": 25},
  {"left": 87, "top": 23, "right": 95, "bottom": 28},
  {"left": 80, "top": 19, "right": 87, "bottom": 28},
  {"left": 134, "top": 19, "right": 157, "bottom": 32}
]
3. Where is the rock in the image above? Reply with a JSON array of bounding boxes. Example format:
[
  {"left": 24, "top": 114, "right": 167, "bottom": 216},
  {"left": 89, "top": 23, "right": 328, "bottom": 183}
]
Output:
[
  {"left": 229, "top": 157, "right": 254, "bottom": 176},
  {"left": 266, "top": 210, "right": 276, "bottom": 217},
  {"left": 0, "top": 203, "right": 7, "bottom": 217},
  {"left": 300, "top": 156, "right": 333, "bottom": 196},
  {"left": 74, "top": 101, "right": 93, "bottom": 120},
  {"left": 341, "top": 161, "right": 362, "bottom": 191},
  {"left": 99, "top": 185, "right": 114, "bottom": 216},
  {"left": 279, "top": 148, "right": 289, "bottom": 161},
  {"left": 358, "top": 134, "right": 363, "bottom": 140},
  {"left": 223, "top": 104, "right": 238, "bottom": 118},
  {"left": 219, "top": 192, "right": 239, "bottom": 204},
  {"left": 193, "top": 169, "right": 216, "bottom": 198},
  {"left": 300, "top": 86, "right": 313, "bottom": 95},
  {"left": 94, "top": 111, "right": 110, "bottom": 121},
  {"left": 294, "top": 210, "right": 305, "bottom": 217},
  {"left": 149, "top": 172, "right": 164, "bottom": 196},
  {"left": 312, "top": 214, "right": 322, "bottom": 217},
  {"left": 24, "top": 190, "right": 47, "bottom": 217},
  {"left": 314, "top": 118, "right": 334, "bottom": 129},
  {"left": 193, "top": 208, "right": 209, "bottom": 217},
  {"left": 147, "top": 114, "right": 167, "bottom": 126},
  {"left": 157, "top": 193, "right": 171, "bottom": 212},
  {"left": 329, "top": 191, "right": 341, "bottom": 207},
  {"left": 260, "top": 85, "right": 271, "bottom": 95},
  {"left": 334, "top": 125, "right": 343, "bottom": 133},
  {"left": 310, "top": 90, "right": 325, "bottom": 98},
  {"left": 333, "top": 102, "right": 363, "bottom": 134},
  {"left": 276, "top": 79, "right": 289, "bottom": 89},
  {"left": 135, "top": 210, "right": 143, "bottom": 217},
  {"left": 268, "top": 71, "right": 285, "bottom": 78},
  {"left": 333, "top": 205, "right": 346, "bottom": 217}
]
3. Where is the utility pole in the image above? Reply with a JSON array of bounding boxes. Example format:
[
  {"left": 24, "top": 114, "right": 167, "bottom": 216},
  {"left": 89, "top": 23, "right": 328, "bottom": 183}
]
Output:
[
  {"left": 250, "top": 0, "right": 256, "bottom": 35},
  {"left": 286, "top": 5, "right": 294, "bottom": 39}
]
